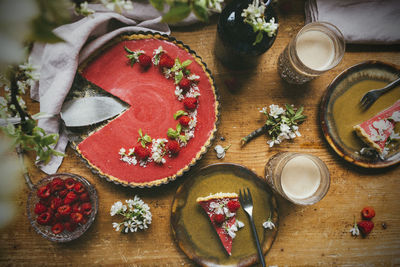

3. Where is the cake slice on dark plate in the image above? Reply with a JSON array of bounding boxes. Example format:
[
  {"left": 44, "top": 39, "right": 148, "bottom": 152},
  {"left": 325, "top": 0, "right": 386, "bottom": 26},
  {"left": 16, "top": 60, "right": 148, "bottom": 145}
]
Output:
[
  {"left": 354, "top": 100, "right": 400, "bottom": 157},
  {"left": 196, "top": 192, "right": 244, "bottom": 255}
]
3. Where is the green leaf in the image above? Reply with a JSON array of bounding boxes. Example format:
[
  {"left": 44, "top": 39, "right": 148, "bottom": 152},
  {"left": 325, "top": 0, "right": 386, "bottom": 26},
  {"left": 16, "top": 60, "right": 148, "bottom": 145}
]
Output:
[
  {"left": 178, "top": 135, "right": 187, "bottom": 144},
  {"left": 175, "top": 71, "right": 184, "bottom": 84},
  {"left": 176, "top": 123, "right": 182, "bottom": 133},
  {"left": 143, "top": 135, "right": 152, "bottom": 143},
  {"left": 192, "top": 0, "right": 209, "bottom": 22},
  {"left": 150, "top": 0, "right": 164, "bottom": 11},
  {"left": 167, "top": 128, "right": 179, "bottom": 139},
  {"left": 124, "top": 46, "right": 134, "bottom": 54},
  {"left": 253, "top": 31, "right": 264, "bottom": 46},
  {"left": 181, "top": 60, "right": 192, "bottom": 68},
  {"left": 161, "top": 2, "right": 191, "bottom": 24},
  {"left": 285, "top": 104, "right": 295, "bottom": 116},
  {"left": 174, "top": 110, "right": 188, "bottom": 120},
  {"left": 138, "top": 129, "right": 143, "bottom": 137}
]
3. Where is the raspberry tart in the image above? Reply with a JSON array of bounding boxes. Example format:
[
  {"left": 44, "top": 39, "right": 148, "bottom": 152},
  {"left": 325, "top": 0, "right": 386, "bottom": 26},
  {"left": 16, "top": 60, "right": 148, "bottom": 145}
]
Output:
[
  {"left": 354, "top": 100, "right": 400, "bottom": 156},
  {"left": 74, "top": 33, "right": 219, "bottom": 187},
  {"left": 196, "top": 192, "right": 244, "bottom": 255}
]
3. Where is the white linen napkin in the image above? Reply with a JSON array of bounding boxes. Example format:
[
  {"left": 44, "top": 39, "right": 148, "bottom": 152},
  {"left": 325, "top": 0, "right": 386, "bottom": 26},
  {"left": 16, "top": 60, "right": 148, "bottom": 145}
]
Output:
[
  {"left": 305, "top": 0, "right": 400, "bottom": 44},
  {"left": 29, "top": 3, "right": 197, "bottom": 174}
]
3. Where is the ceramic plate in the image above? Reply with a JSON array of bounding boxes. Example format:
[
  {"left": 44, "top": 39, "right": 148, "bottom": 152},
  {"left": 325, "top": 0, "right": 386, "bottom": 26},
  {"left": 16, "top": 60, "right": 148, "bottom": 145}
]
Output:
[
  {"left": 320, "top": 61, "right": 400, "bottom": 168},
  {"left": 171, "top": 163, "right": 278, "bottom": 267}
]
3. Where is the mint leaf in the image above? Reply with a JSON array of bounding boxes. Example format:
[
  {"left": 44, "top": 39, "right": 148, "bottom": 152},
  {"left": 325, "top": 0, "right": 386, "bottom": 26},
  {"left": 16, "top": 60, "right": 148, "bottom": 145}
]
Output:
[
  {"left": 181, "top": 60, "right": 192, "bottom": 68},
  {"left": 149, "top": 0, "right": 164, "bottom": 11},
  {"left": 192, "top": 0, "right": 209, "bottom": 22},
  {"left": 174, "top": 110, "right": 188, "bottom": 120},
  {"left": 167, "top": 128, "right": 179, "bottom": 139},
  {"left": 175, "top": 71, "right": 183, "bottom": 84}
]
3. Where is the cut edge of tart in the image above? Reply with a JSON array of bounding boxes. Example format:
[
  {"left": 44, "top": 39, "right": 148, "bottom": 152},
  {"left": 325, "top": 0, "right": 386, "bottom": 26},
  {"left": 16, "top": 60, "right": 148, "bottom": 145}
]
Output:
[
  {"left": 73, "top": 32, "right": 219, "bottom": 188},
  {"left": 196, "top": 192, "right": 244, "bottom": 256},
  {"left": 353, "top": 100, "right": 400, "bottom": 156}
]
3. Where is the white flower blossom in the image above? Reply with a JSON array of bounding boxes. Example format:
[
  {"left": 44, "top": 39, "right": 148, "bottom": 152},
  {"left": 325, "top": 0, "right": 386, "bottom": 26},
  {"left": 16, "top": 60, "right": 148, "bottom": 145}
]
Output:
[
  {"left": 390, "top": 111, "right": 400, "bottom": 122},
  {"left": 236, "top": 220, "right": 245, "bottom": 228},
  {"left": 269, "top": 104, "right": 285, "bottom": 118},
  {"left": 350, "top": 216, "right": 360, "bottom": 236},
  {"left": 101, "top": 0, "right": 133, "bottom": 13},
  {"left": 262, "top": 218, "right": 275, "bottom": 229},
  {"left": 110, "top": 196, "right": 152, "bottom": 233},
  {"left": 74, "top": 1, "right": 95, "bottom": 16},
  {"left": 207, "top": 0, "right": 224, "bottom": 12},
  {"left": 110, "top": 201, "right": 127, "bottom": 216}
]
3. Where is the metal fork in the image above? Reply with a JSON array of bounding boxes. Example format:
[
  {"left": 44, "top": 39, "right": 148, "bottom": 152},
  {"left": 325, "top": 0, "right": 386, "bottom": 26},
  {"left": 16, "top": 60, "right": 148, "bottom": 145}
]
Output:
[
  {"left": 239, "top": 188, "right": 266, "bottom": 267},
  {"left": 360, "top": 77, "right": 400, "bottom": 109}
]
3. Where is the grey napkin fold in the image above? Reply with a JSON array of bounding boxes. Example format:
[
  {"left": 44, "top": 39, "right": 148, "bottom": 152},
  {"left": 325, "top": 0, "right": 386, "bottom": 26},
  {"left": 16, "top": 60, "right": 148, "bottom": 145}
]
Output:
[
  {"left": 29, "top": 3, "right": 197, "bottom": 174},
  {"left": 305, "top": 0, "right": 400, "bottom": 44}
]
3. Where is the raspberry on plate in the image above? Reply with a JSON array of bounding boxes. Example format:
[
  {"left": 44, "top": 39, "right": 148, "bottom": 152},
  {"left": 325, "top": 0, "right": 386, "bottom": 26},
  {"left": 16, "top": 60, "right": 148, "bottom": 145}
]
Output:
[
  {"left": 64, "top": 178, "right": 76, "bottom": 190},
  {"left": 81, "top": 202, "right": 93, "bottom": 216},
  {"left": 34, "top": 203, "right": 48, "bottom": 215},
  {"left": 64, "top": 221, "right": 78, "bottom": 232},
  {"left": 79, "top": 192, "right": 90, "bottom": 202},
  {"left": 64, "top": 191, "right": 78, "bottom": 205},
  {"left": 37, "top": 185, "right": 51, "bottom": 199},
  {"left": 58, "top": 204, "right": 72, "bottom": 216},
  {"left": 227, "top": 200, "right": 240, "bottom": 212},
  {"left": 178, "top": 77, "right": 191, "bottom": 91},
  {"left": 50, "top": 178, "right": 65, "bottom": 192},
  {"left": 361, "top": 206, "right": 375, "bottom": 220},
  {"left": 37, "top": 212, "right": 53, "bottom": 225},
  {"left": 212, "top": 214, "right": 225, "bottom": 225},
  {"left": 51, "top": 223, "right": 64, "bottom": 234},
  {"left": 50, "top": 197, "right": 63, "bottom": 211},
  {"left": 70, "top": 212, "right": 84, "bottom": 224},
  {"left": 73, "top": 182, "right": 86, "bottom": 194},
  {"left": 138, "top": 54, "right": 152, "bottom": 68},
  {"left": 358, "top": 220, "right": 374, "bottom": 236}
]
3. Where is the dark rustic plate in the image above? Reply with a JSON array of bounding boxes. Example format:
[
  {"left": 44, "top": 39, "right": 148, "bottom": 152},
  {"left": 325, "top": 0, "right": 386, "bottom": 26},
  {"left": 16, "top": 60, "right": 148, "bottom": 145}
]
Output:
[
  {"left": 320, "top": 61, "right": 400, "bottom": 168},
  {"left": 171, "top": 163, "right": 278, "bottom": 267}
]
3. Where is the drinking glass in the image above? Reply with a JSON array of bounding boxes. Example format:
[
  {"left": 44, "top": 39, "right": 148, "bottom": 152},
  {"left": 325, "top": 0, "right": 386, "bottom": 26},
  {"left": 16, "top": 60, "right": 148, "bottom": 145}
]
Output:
[
  {"left": 265, "top": 152, "right": 330, "bottom": 205},
  {"left": 277, "top": 22, "right": 345, "bottom": 84}
]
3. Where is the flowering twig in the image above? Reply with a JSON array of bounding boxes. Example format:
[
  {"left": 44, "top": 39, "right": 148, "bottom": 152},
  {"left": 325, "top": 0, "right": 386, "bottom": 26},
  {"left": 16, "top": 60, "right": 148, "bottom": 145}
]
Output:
[
  {"left": 241, "top": 0, "right": 278, "bottom": 45},
  {"left": 241, "top": 104, "right": 306, "bottom": 147},
  {"left": 349, "top": 215, "right": 360, "bottom": 236},
  {"left": 110, "top": 196, "right": 152, "bottom": 233},
  {"left": 262, "top": 212, "right": 275, "bottom": 229}
]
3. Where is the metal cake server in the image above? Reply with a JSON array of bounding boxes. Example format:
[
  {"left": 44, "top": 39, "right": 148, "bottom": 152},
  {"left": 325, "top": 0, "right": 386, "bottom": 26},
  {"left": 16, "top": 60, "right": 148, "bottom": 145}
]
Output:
[{"left": 60, "top": 96, "right": 127, "bottom": 127}]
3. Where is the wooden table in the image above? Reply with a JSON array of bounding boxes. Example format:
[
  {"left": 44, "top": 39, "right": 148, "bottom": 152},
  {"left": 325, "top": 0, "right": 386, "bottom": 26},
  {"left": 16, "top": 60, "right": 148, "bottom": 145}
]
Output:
[{"left": 1, "top": 1, "right": 400, "bottom": 266}]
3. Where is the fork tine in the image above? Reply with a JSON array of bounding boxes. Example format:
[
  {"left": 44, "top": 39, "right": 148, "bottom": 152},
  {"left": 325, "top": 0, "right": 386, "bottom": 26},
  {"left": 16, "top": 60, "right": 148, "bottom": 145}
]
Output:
[
  {"left": 246, "top": 188, "right": 252, "bottom": 203},
  {"left": 238, "top": 189, "right": 243, "bottom": 204}
]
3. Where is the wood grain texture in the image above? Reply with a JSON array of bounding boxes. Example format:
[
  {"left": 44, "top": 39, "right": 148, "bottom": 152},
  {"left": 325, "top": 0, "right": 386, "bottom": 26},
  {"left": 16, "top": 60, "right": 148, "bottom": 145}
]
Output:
[{"left": 1, "top": 1, "right": 400, "bottom": 266}]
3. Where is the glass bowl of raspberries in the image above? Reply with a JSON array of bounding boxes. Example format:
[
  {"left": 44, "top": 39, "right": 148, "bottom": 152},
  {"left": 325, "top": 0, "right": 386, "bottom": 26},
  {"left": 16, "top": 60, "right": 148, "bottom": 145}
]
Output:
[{"left": 27, "top": 173, "right": 98, "bottom": 242}]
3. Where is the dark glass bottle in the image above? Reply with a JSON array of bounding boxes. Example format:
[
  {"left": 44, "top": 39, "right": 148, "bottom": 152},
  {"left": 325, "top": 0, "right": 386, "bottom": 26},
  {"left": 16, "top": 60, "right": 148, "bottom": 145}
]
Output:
[{"left": 215, "top": 0, "right": 278, "bottom": 69}]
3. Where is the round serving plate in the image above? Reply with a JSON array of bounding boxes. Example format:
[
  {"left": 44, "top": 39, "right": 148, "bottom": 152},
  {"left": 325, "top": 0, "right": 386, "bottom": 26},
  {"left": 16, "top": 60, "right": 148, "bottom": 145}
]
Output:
[
  {"left": 320, "top": 61, "right": 400, "bottom": 168},
  {"left": 171, "top": 163, "right": 278, "bottom": 267},
  {"left": 65, "top": 32, "right": 219, "bottom": 188}
]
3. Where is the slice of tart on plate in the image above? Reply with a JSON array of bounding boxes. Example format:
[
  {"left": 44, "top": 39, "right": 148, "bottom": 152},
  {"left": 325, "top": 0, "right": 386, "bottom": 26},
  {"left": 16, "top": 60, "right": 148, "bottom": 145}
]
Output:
[
  {"left": 354, "top": 100, "right": 400, "bottom": 157},
  {"left": 196, "top": 192, "right": 244, "bottom": 256}
]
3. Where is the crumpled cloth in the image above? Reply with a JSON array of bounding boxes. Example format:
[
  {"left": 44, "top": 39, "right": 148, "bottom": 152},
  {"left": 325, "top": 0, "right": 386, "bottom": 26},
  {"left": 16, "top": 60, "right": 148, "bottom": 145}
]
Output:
[
  {"left": 305, "top": 0, "right": 400, "bottom": 44},
  {"left": 30, "top": 3, "right": 197, "bottom": 174}
]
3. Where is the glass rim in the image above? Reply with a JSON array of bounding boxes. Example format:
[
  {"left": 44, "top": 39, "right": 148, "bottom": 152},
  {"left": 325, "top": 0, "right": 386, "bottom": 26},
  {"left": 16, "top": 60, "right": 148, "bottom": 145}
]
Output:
[{"left": 291, "top": 21, "right": 346, "bottom": 74}]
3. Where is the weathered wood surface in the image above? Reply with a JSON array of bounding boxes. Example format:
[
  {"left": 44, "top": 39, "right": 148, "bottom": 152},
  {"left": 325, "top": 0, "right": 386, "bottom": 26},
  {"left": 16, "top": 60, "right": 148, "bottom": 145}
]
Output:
[{"left": 1, "top": 1, "right": 400, "bottom": 266}]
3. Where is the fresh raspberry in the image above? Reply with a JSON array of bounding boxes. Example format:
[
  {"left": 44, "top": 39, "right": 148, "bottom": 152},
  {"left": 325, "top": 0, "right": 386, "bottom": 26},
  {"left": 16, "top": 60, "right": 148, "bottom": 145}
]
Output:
[
  {"left": 58, "top": 204, "right": 72, "bottom": 216},
  {"left": 50, "top": 178, "right": 65, "bottom": 192},
  {"left": 79, "top": 192, "right": 90, "bottom": 202},
  {"left": 54, "top": 212, "right": 64, "bottom": 223},
  {"left": 361, "top": 206, "right": 375, "bottom": 220},
  {"left": 51, "top": 223, "right": 64, "bottom": 234},
  {"left": 64, "top": 178, "right": 76, "bottom": 190},
  {"left": 212, "top": 214, "right": 225, "bottom": 225},
  {"left": 178, "top": 115, "right": 191, "bottom": 127},
  {"left": 227, "top": 200, "right": 240, "bottom": 212},
  {"left": 358, "top": 220, "right": 374, "bottom": 236},
  {"left": 39, "top": 196, "right": 53, "bottom": 207},
  {"left": 37, "top": 211, "right": 52, "bottom": 225},
  {"left": 135, "top": 145, "right": 150, "bottom": 159},
  {"left": 72, "top": 202, "right": 82, "bottom": 213},
  {"left": 37, "top": 185, "right": 51, "bottom": 199},
  {"left": 70, "top": 212, "right": 84, "bottom": 224},
  {"left": 183, "top": 97, "right": 198, "bottom": 111},
  {"left": 167, "top": 140, "right": 180, "bottom": 155},
  {"left": 58, "top": 189, "right": 69, "bottom": 199},
  {"left": 64, "top": 221, "right": 77, "bottom": 232},
  {"left": 73, "top": 182, "right": 86, "bottom": 194},
  {"left": 159, "top": 53, "right": 174, "bottom": 69},
  {"left": 50, "top": 197, "right": 63, "bottom": 211},
  {"left": 64, "top": 191, "right": 78, "bottom": 205},
  {"left": 178, "top": 77, "right": 191, "bottom": 91},
  {"left": 138, "top": 54, "right": 152, "bottom": 68},
  {"left": 34, "top": 203, "right": 48, "bottom": 215},
  {"left": 81, "top": 202, "right": 92, "bottom": 216}
]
